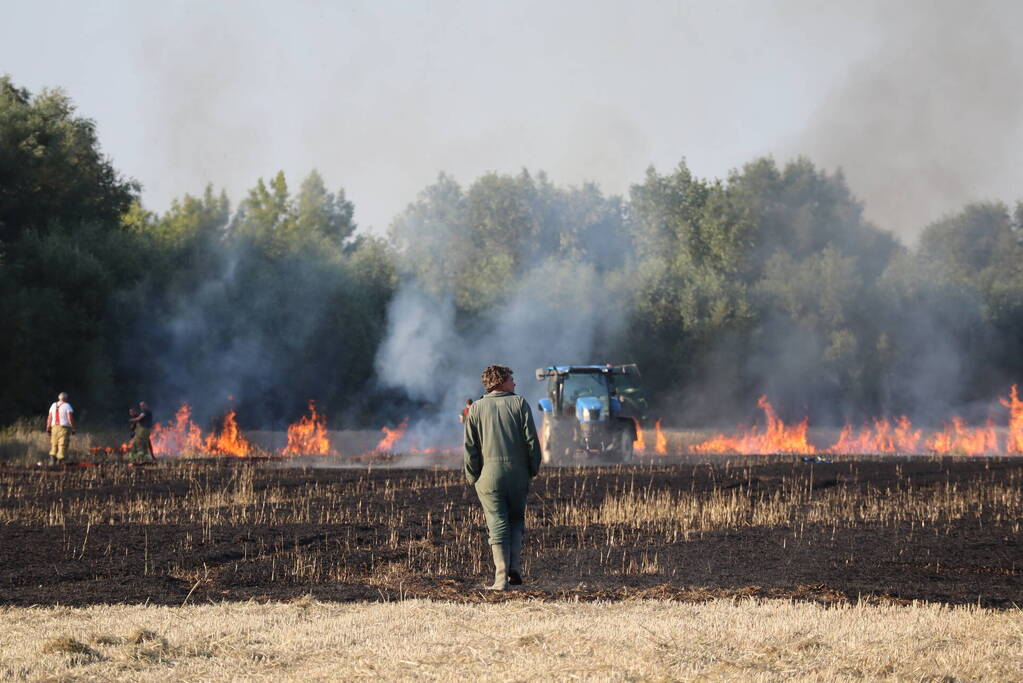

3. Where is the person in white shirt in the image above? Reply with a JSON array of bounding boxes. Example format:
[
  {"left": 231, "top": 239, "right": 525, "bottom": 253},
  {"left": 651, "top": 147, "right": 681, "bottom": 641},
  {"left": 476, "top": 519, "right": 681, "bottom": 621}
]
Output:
[{"left": 46, "top": 392, "right": 75, "bottom": 463}]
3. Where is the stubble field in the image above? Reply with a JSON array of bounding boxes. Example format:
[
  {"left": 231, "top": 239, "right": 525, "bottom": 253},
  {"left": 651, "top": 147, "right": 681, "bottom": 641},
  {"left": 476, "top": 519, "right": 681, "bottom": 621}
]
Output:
[
  {"left": 2, "top": 450, "right": 1022, "bottom": 680},
  {"left": 1, "top": 454, "right": 1020, "bottom": 607}
]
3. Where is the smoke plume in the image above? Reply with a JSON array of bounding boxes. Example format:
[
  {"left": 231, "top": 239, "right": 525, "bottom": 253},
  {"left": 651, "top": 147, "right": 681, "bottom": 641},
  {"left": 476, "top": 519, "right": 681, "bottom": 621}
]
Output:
[
  {"left": 375, "top": 174, "right": 630, "bottom": 447},
  {"left": 789, "top": 0, "right": 1023, "bottom": 238}
]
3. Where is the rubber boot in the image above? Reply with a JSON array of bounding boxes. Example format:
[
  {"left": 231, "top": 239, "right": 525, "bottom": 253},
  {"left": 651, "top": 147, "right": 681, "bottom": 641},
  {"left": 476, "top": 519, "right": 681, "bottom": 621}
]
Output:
[
  {"left": 508, "top": 524, "right": 524, "bottom": 585},
  {"left": 486, "top": 543, "right": 510, "bottom": 591}
]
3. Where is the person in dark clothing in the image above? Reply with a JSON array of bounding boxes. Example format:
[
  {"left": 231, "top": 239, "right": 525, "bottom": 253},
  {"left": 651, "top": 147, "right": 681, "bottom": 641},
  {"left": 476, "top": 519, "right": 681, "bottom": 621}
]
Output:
[
  {"left": 463, "top": 365, "right": 541, "bottom": 590},
  {"left": 128, "top": 401, "right": 155, "bottom": 461},
  {"left": 128, "top": 408, "right": 140, "bottom": 440}
]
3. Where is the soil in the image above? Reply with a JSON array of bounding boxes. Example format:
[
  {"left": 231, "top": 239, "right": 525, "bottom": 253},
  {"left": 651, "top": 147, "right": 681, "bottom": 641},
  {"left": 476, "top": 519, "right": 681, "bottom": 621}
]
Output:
[{"left": 0, "top": 456, "right": 1020, "bottom": 608}]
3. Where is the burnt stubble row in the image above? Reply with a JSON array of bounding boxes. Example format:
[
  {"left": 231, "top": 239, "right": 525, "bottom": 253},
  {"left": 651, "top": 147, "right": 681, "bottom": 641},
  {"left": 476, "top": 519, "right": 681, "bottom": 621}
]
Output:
[{"left": 0, "top": 456, "right": 1019, "bottom": 607}]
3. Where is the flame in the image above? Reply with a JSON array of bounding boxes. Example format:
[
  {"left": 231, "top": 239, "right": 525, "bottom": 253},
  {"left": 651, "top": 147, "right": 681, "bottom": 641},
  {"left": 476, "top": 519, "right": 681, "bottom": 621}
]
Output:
[
  {"left": 999, "top": 385, "right": 1023, "bottom": 454},
  {"left": 89, "top": 443, "right": 131, "bottom": 456},
  {"left": 375, "top": 418, "right": 409, "bottom": 452},
  {"left": 829, "top": 416, "right": 921, "bottom": 454},
  {"left": 925, "top": 417, "right": 998, "bottom": 456},
  {"left": 282, "top": 400, "right": 334, "bottom": 455},
  {"left": 632, "top": 418, "right": 646, "bottom": 452},
  {"left": 693, "top": 396, "right": 816, "bottom": 454},
  {"left": 86, "top": 385, "right": 1023, "bottom": 460},
  {"left": 203, "top": 408, "right": 253, "bottom": 457},
  {"left": 891, "top": 415, "right": 923, "bottom": 452},
  {"left": 151, "top": 403, "right": 204, "bottom": 456},
  {"left": 654, "top": 418, "right": 668, "bottom": 454}
]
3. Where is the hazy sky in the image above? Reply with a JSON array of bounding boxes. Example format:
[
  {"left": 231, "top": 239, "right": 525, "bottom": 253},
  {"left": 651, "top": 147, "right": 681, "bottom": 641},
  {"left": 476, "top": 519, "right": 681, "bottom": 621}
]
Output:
[{"left": 4, "top": 0, "right": 1021, "bottom": 239}]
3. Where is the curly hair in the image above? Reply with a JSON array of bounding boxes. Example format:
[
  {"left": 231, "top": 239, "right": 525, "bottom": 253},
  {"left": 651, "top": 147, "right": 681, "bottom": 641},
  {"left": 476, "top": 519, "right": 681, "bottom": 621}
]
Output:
[{"left": 481, "top": 365, "right": 513, "bottom": 392}]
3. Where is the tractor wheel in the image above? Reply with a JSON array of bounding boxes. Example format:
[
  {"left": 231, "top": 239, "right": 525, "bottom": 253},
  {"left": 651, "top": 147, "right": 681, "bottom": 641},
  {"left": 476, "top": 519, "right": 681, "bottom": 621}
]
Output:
[
  {"left": 619, "top": 428, "right": 634, "bottom": 461},
  {"left": 542, "top": 420, "right": 572, "bottom": 465},
  {"left": 544, "top": 436, "right": 572, "bottom": 465},
  {"left": 606, "top": 428, "right": 633, "bottom": 463},
  {"left": 541, "top": 420, "right": 556, "bottom": 464}
]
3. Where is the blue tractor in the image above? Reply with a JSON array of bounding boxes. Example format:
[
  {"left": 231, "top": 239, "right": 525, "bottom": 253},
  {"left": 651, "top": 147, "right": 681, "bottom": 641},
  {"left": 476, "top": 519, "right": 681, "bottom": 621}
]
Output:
[{"left": 534, "top": 364, "right": 647, "bottom": 463}]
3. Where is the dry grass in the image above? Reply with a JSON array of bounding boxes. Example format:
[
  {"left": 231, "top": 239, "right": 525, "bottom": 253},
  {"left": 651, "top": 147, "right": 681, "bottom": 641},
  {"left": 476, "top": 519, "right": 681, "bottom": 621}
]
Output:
[
  {"left": 551, "top": 468, "right": 1023, "bottom": 540},
  {"left": 0, "top": 422, "right": 131, "bottom": 464},
  {"left": 0, "top": 598, "right": 1020, "bottom": 680},
  {"left": 0, "top": 427, "right": 388, "bottom": 465}
]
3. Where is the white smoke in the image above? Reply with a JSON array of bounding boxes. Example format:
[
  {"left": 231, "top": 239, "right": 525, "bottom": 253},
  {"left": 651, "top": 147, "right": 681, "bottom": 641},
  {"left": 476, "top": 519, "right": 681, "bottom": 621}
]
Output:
[
  {"left": 375, "top": 257, "right": 629, "bottom": 448},
  {"left": 374, "top": 288, "right": 459, "bottom": 402}
]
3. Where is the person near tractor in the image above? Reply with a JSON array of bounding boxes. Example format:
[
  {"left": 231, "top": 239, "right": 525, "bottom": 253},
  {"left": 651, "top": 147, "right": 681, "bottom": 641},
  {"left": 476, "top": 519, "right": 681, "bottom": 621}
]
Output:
[
  {"left": 458, "top": 398, "right": 473, "bottom": 424},
  {"left": 128, "top": 401, "right": 155, "bottom": 461},
  {"left": 46, "top": 392, "right": 75, "bottom": 464},
  {"left": 463, "top": 365, "right": 541, "bottom": 590},
  {"left": 128, "top": 407, "right": 140, "bottom": 440}
]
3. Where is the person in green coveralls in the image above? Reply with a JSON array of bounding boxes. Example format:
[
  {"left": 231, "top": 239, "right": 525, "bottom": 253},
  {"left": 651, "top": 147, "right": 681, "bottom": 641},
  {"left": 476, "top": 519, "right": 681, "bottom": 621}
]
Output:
[{"left": 463, "top": 365, "right": 541, "bottom": 590}]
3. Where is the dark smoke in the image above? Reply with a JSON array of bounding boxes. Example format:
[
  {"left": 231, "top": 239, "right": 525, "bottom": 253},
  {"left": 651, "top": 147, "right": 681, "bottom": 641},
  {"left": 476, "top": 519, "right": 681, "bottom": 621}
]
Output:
[{"left": 788, "top": 0, "right": 1023, "bottom": 239}]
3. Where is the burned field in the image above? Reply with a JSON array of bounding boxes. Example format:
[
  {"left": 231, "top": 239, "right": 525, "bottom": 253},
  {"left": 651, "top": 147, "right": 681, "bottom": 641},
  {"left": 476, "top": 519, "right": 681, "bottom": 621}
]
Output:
[{"left": 0, "top": 457, "right": 1020, "bottom": 608}]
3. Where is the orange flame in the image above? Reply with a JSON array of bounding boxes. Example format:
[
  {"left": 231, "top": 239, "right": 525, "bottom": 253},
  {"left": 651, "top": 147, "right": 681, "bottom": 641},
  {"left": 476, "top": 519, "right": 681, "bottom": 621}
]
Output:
[
  {"left": 151, "top": 403, "right": 204, "bottom": 456},
  {"left": 925, "top": 417, "right": 998, "bottom": 456},
  {"left": 654, "top": 418, "right": 668, "bottom": 455},
  {"left": 282, "top": 400, "right": 334, "bottom": 455},
  {"left": 89, "top": 443, "right": 131, "bottom": 456},
  {"left": 632, "top": 418, "right": 646, "bottom": 452},
  {"left": 203, "top": 408, "right": 253, "bottom": 457},
  {"left": 693, "top": 396, "right": 816, "bottom": 454},
  {"left": 829, "top": 416, "right": 921, "bottom": 454},
  {"left": 375, "top": 418, "right": 409, "bottom": 452},
  {"left": 891, "top": 415, "right": 923, "bottom": 452},
  {"left": 999, "top": 385, "right": 1023, "bottom": 454}
]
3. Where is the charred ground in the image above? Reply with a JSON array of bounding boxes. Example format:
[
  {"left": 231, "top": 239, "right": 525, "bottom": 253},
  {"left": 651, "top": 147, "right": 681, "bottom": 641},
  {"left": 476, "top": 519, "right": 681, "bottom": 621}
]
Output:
[{"left": 0, "top": 457, "right": 1019, "bottom": 608}]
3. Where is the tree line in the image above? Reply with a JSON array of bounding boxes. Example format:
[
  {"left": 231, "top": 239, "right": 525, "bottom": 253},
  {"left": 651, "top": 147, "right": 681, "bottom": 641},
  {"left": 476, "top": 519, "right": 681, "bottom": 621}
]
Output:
[{"left": 3, "top": 76, "right": 1022, "bottom": 428}]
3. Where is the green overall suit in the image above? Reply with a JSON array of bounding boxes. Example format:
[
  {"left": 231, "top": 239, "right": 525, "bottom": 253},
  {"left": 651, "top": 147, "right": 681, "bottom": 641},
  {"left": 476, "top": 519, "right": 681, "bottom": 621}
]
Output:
[{"left": 464, "top": 390, "right": 541, "bottom": 588}]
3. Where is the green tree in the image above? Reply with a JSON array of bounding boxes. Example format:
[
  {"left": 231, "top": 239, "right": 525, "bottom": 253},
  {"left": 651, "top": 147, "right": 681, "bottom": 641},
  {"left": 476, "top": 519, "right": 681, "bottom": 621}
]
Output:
[
  {"left": 389, "top": 170, "right": 628, "bottom": 319},
  {"left": 0, "top": 77, "right": 144, "bottom": 422},
  {"left": 228, "top": 170, "right": 356, "bottom": 256},
  {"left": 230, "top": 170, "right": 291, "bottom": 247},
  {"left": 755, "top": 247, "right": 870, "bottom": 408},
  {"left": 918, "top": 202, "right": 1017, "bottom": 289},
  {"left": 626, "top": 157, "right": 903, "bottom": 417},
  {"left": 917, "top": 201, "right": 1023, "bottom": 388},
  {"left": 0, "top": 222, "right": 150, "bottom": 421},
  {"left": 290, "top": 169, "right": 356, "bottom": 250},
  {"left": 116, "top": 169, "right": 394, "bottom": 426},
  {"left": 149, "top": 185, "right": 230, "bottom": 250},
  {"left": 0, "top": 76, "right": 138, "bottom": 250},
  {"left": 627, "top": 161, "right": 752, "bottom": 399},
  {"left": 388, "top": 172, "right": 469, "bottom": 299}
]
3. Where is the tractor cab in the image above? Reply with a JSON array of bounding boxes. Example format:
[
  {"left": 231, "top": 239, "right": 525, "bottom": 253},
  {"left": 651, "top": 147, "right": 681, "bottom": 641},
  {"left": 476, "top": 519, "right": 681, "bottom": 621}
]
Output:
[{"left": 535, "top": 364, "right": 646, "bottom": 463}]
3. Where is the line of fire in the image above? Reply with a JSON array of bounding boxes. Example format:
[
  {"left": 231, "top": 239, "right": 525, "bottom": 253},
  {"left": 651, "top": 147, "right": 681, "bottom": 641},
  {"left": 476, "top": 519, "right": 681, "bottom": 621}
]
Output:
[{"left": 90, "top": 384, "right": 1023, "bottom": 461}]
